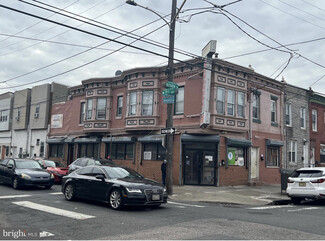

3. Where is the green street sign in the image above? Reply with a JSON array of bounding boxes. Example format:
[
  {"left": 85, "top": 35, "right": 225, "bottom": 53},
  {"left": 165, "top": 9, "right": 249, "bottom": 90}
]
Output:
[
  {"left": 164, "top": 81, "right": 179, "bottom": 90},
  {"left": 162, "top": 88, "right": 178, "bottom": 96}
]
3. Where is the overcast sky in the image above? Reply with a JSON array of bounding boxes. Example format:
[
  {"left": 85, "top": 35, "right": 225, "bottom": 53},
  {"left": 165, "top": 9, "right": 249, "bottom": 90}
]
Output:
[{"left": 1, "top": 0, "right": 325, "bottom": 95}]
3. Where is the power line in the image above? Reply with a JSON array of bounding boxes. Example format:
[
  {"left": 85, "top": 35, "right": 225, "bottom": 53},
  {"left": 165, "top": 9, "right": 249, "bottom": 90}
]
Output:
[{"left": 300, "top": 0, "right": 325, "bottom": 13}]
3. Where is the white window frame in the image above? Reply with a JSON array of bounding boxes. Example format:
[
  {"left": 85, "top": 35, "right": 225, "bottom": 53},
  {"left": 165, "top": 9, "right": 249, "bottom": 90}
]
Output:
[
  {"left": 142, "top": 91, "right": 154, "bottom": 116},
  {"left": 175, "top": 87, "right": 184, "bottom": 115},
  {"left": 312, "top": 109, "right": 317, "bottom": 132},
  {"left": 285, "top": 103, "right": 292, "bottom": 126},
  {"left": 300, "top": 107, "right": 306, "bottom": 129},
  {"left": 129, "top": 92, "right": 137, "bottom": 116},
  {"left": 227, "top": 89, "right": 235, "bottom": 116},
  {"left": 86, "top": 99, "right": 93, "bottom": 120},
  {"left": 271, "top": 100, "right": 276, "bottom": 123},
  {"left": 217, "top": 87, "right": 225, "bottom": 115},
  {"left": 117, "top": 96, "right": 123, "bottom": 117},
  {"left": 237, "top": 92, "right": 245, "bottom": 118},
  {"left": 289, "top": 141, "right": 297, "bottom": 163},
  {"left": 253, "top": 94, "right": 260, "bottom": 120},
  {"left": 96, "top": 98, "right": 107, "bottom": 120},
  {"left": 0, "top": 110, "right": 8, "bottom": 122}
]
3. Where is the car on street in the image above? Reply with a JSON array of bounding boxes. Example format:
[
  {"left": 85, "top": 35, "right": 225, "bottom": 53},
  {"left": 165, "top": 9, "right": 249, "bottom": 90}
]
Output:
[
  {"left": 0, "top": 158, "right": 55, "bottom": 189},
  {"left": 68, "top": 157, "right": 115, "bottom": 174},
  {"left": 287, "top": 167, "right": 325, "bottom": 204},
  {"left": 35, "top": 158, "right": 68, "bottom": 183},
  {"left": 62, "top": 165, "right": 167, "bottom": 210}
]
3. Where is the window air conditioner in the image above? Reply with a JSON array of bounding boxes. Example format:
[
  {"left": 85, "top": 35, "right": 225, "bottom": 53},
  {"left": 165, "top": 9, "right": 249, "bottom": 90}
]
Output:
[{"left": 34, "top": 113, "right": 39, "bottom": 118}]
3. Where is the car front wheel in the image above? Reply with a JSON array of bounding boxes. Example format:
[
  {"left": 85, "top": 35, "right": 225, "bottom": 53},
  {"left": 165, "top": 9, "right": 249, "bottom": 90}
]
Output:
[
  {"left": 12, "top": 177, "right": 20, "bottom": 190},
  {"left": 64, "top": 184, "right": 75, "bottom": 201},
  {"left": 109, "top": 189, "right": 123, "bottom": 210}
]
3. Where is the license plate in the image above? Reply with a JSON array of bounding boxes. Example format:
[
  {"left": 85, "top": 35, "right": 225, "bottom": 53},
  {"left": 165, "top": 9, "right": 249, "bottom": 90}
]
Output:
[
  {"left": 299, "top": 182, "right": 306, "bottom": 187},
  {"left": 152, "top": 194, "right": 160, "bottom": 201}
]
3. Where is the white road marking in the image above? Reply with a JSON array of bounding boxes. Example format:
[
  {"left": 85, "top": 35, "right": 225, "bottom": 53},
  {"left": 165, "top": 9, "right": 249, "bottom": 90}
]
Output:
[
  {"left": 13, "top": 201, "right": 95, "bottom": 220},
  {"left": 287, "top": 207, "right": 322, "bottom": 212},
  {"left": 168, "top": 201, "right": 205, "bottom": 208},
  {"left": 248, "top": 205, "right": 294, "bottom": 210},
  {"left": 49, "top": 192, "right": 62, "bottom": 195},
  {"left": 40, "top": 231, "right": 55, "bottom": 238},
  {"left": 0, "top": 195, "right": 31, "bottom": 199}
]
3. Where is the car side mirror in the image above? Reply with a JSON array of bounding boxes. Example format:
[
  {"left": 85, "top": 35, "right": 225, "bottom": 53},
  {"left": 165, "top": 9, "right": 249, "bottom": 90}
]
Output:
[
  {"left": 7, "top": 164, "right": 14, "bottom": 169},
  {"left": 96, "top": 174, "right": 105, "bottom": 181}
]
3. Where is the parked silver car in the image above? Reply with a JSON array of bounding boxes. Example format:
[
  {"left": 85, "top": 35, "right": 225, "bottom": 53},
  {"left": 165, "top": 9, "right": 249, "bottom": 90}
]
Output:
[{"left": 287, "top": 167, "right": 325, "bottom": 204}]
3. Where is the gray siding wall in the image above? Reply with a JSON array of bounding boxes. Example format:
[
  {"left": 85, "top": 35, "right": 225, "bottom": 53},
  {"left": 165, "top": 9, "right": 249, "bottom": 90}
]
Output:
[
  {"left": 12, "top": 89, "right": 31, "bottom": 130},
  {"left": 30, "top": 84, "right": 51, "bottom": 130},
  {"left": 283, "top": 85, "right": 310, "bottom": 169}
]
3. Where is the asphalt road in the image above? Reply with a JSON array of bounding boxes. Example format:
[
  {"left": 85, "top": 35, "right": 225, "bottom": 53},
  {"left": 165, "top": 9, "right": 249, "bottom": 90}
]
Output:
[{"left": 0, "top": 183, "right": 325, "bottom": 240}]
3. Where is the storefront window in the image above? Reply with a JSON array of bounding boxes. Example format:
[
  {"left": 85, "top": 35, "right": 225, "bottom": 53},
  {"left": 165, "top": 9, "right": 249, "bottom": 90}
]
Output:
[
  {"left": 143, "top": 143, "right": 165, "bottom": 161},
  {"left": 106, "top": 143, "right": 134, "bottom": 160},
  {"left": 267, "top": 147, "right": 279, "bottom": 166},
  {"left": 320, "top": 145, "right": 325, "bottom": 163},
  {"left": 78, "top": 143, "right": 99, "bottom": 159},
  {"left": 49, "top": 144, "right": 64, "bottom": 158},
  {"left": 227, "top": 147, "right": 245, "bottom": 166}
]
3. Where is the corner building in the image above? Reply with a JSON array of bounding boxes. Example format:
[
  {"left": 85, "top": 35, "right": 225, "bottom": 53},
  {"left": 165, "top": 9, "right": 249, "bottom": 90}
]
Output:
[{"left": 48, "top": 57, "right": 284, "bottom": 186}]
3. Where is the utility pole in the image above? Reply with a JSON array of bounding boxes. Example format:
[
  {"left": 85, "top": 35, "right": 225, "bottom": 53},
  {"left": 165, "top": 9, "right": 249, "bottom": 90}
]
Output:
[{"left": 165, "top": 0, "right": 177, "bottom": 195}]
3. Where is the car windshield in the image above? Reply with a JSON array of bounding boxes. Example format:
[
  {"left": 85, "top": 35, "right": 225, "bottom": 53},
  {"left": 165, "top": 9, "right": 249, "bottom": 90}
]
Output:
[
  {"left": 16, "top": 160, "right": 42, "bottom": 169},
  {"left": 54, "top": 161, "right": 64, "bottom": 167},
  {"left": 44, "top": 160, "right": 56, "bottom": 167},
  {"left": 95, "top": 159, "right": 114, "bottom": 166},
  {"left": 291, "top": 170, "right": 323, "bottom": 178},
  {"left": 101, "top": 166, "right": 143, "bottom": 179}
]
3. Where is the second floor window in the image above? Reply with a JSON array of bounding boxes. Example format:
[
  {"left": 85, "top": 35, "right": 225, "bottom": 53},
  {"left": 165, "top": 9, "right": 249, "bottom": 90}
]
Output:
[
  {"left": 285, "top": 103, "right": 291, "bottom": 126},
  {"left": 35, "top": 104, "right": 40, "bottom": 118},
  {"left": 271, "top": 100, "right": 276, "bottom": 123},
  {"left": 253, "top": 94, "right": 260, "bottom": 120},
  {"left": 175, "top": 87, "right": 184, "bottom": 115},
  {"left": 86, "top": 99, "right": 93, "bottom": 120},
  {"left": 312, "top": 109, "right": 317, "bottom": 132},
  {"left": 117, "top": 96, "right": 123, "bottom": 117},
  {"left": 142, "top": 91, "right": 153, "bottom": 116},
  {"left": 289, "top": 141, "right": 297, "bottom": 163},
  {"left": 237, "top": 92, "right": 245, "bottom": 118},
  {"left": 17, "top": 108, "right": 21, "bottom": 121},
  {"left": 129, "top": 92, "right": 137, "bottom": 116},
  {"left": 80, "top": 102, "right": 85, "bottom": 124},
  {"left": 0, "top": 110, "right": 8, "bottom": 122},
  {"left": 217, "top": 87, "right": 225, "bottom": 115},
  {"left": 96, "top": 98, "right": 107, "bottom": 120},
  {"left": 300, "top": 107, "right": 306, "bottom": 129},
  {"left": 227, "top": 90, "right": 235, "bottom": 116}
]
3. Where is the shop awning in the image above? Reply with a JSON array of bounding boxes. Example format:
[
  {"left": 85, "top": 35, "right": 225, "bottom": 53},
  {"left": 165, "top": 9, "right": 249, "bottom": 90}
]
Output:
[
  {"left": 64, "top": 137, "right": 76, "bottom": 143},
  {"left": 46, "top": 137, "right": 65, "bottom": 144},
  {"left": 266, "top": 139, "right": 284, "bottom": 147},
  {"left": 102, "top": 136, "right": 136, "bottom": 143},
  {"left": 226, "top": 138, "right": 252, "bottom": 147},
  {"left": 181, "top": 134, "right": 220, "bottom": 143},
  {"left": 74, "top": 137, "right": 100, "bottom": 143},
  {"left": 138, "top": 135, "right": 165, "bottom": 143}
]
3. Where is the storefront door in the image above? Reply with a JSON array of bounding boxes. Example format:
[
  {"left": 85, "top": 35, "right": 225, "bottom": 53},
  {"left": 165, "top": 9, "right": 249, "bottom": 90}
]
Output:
[{"left": 184, "top": 147, "right": 216, "bottom": 185}]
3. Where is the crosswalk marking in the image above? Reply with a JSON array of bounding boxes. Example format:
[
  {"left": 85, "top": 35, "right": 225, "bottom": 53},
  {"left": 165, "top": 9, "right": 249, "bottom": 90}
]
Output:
[
  {"left": 168, "top": 201, "right": 205, "bottom": 208},
  {"left": 0, "top": 195, "right": 31, "bottom": 199},
  {"left": 287, "top": 207, "right": 322, "bottom": 212},
  {"left": 49, "top": 192, "right": 62, "bottom": 195},
  {"left": 248, "top": 206, "right": 294, "bottom": 210},
  {"left": 13, "top": 201, "right": 95, "bottom": 220}
]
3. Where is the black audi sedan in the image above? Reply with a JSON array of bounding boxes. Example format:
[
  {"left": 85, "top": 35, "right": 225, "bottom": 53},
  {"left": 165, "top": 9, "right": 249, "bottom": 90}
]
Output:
[
  {"left": 62, "top": 165, "right": 167, "bottom": 210},
  {"left": 0, "top": 158, "right": 54, "bottom": 189}
]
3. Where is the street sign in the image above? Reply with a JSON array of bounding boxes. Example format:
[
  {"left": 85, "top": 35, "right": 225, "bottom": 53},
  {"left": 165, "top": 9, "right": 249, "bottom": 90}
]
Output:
[
  {"left": 162, "top": 88, "right": 178, "bottom": 96},
  {"left": 163, "top": 95, "right": 175, "bottom": 104},
  {"left": 164, "top": 81, "right": 179, "bottom": 89},
  {"left": 161, "top": 128, "right": 176, "bottom": 134}
]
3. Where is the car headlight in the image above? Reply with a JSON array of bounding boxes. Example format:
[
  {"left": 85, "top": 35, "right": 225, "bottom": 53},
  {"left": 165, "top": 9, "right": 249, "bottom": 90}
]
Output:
[
  {"left": 126, "top": 187, "right": 142, "bottom": 193},
  {"left": 163, "top": 187, "right": 167, "bottom": 194},
  {"left": 50, "top": 174, "right": 54, "bottom": 179},
  {"left": 21, "top": 173, "right": 32, "bottom": 179}
]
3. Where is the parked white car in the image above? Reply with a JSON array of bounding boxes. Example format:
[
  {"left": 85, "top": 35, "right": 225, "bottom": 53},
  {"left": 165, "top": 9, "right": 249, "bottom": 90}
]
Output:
[{"left": 287, "top": 167, "right": 325, "bottom": 204}]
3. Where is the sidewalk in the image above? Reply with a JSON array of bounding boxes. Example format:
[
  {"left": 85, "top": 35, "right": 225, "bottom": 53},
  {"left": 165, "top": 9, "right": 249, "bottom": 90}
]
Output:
[{"left": 169, "top": 184, "right": 291, "bottom": 206}]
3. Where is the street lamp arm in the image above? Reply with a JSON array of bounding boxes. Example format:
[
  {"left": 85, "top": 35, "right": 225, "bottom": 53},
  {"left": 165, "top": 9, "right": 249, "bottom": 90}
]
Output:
[{"left": 126, "top": 1, "right": 170, "bottom": 28}]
